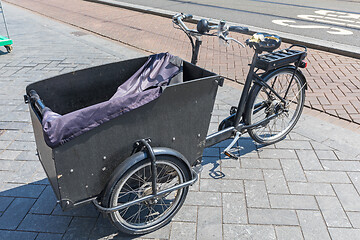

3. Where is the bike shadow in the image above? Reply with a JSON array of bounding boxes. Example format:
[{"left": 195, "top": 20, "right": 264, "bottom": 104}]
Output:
[
  {"left": 0, "top": 48, "right": 11, "bottom": 55},
  {"left": 201, "top": 136, "right": 265, "bottom": 179},
  {"left": 0, "top": 137, "right": 264, "bottom": 239},
  {"left": 0, "top": 180, "right": 157, "bottom": 239},
  {"left": 0, "top": 136, "right": 266, "bottom": 239},
  {"left": 0, "top": 50, "right": 9, "bottom": 56}
]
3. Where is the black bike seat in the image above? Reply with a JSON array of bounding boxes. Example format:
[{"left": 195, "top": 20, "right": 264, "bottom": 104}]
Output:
[{"left": 246, "top": 33, "right": 281, "bottom": 53}]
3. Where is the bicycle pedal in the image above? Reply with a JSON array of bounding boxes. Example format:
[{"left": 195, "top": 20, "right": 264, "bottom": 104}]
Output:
[
  {"left": 192, "top": 164, "right": 203, "bottom": 174},
  {"left": 224, "top": 150, "right": 239, "bottom": 160}
]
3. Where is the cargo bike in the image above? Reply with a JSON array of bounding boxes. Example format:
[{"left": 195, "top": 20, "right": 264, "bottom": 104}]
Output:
[
  {"left": 25, "top": 13, "right": 308, "bottom": 235},
  {"left": 0, "top": 0, "right": 13, "bottom": 53}
]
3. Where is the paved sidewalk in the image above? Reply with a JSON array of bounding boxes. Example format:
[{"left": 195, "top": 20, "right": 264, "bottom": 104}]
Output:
[
  {"left": 1, "top": 2, "right": 360, "bottom": 240},
  {"left": 5, "top": 0, "right": 360, "bottom": 126}
]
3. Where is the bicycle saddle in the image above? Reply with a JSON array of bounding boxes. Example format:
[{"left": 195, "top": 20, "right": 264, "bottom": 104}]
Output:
[{"left": 246, "top": 33, "right": 281, "bottom": 53}]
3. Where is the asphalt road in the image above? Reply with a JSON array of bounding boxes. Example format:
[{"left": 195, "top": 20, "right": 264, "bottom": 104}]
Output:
[{"left": 115, "top": 0, "right": 360, "bottom": 49}]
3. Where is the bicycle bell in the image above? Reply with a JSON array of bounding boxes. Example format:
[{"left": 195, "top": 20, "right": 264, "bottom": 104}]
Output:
[{"left": 197, "top": 19, "right": 210, "bottom": 34}]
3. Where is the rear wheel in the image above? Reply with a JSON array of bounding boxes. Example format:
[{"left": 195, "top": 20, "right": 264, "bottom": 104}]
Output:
[
  {"left": 106, "top": 155, "right": 190, "bottom": 235},
  {"left": 244, "top": 68, "right": 306, "bottom": 144}
]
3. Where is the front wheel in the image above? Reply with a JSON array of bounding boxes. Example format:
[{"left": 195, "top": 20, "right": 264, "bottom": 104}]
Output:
[
  {"left": 244, "top": 68, "right": 306, "bottom": 144},
  {"left": 105, "top": 155, "right": 191, "bottom": 235},
  {"left": 5, "top": 45, "right": 13, "bottom": 53}
]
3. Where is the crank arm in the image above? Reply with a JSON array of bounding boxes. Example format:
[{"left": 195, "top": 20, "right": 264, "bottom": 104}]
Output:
[{"left": 223, "top": 131, "right": 241, "bottom": 159}]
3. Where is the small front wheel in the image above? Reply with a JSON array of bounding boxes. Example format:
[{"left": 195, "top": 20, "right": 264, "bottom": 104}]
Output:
[
  {"left": 244, "top": 68, "right": 306, "bottom": 144},
  {"left": 5, "top": 45, "right": 13, "bottom": 53},
  {"left": 105, "top": 155, "right": 191, "bottom": 235}
]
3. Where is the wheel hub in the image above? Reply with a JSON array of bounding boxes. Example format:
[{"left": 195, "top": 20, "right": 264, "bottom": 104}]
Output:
[
  {"left": 266, "top": 99, "right": 283, "bottom": 115},
  {"left": 141, "top": 184, "right": 159, "bottom": 205}
]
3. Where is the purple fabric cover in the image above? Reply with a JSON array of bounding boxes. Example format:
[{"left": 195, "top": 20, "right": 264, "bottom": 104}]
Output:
[{"left": 42, "top": 53, "right": 182, "bottom": 148}]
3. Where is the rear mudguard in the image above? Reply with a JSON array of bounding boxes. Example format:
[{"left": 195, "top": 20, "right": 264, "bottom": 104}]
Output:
[
  {"left": 101, "top": 147, "right": 192, "bottom": 206},
  {"left": 256, "top": 65, "right": 308, "bottom": 90},
  {"left": 242, "top": 65, "right": 307, "bottom": 125},
  {"left": 218, "top": 65, "right": 307, "bottom": 129}
]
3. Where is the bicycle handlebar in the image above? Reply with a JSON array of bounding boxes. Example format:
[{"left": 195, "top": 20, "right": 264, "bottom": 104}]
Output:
[
  {"left": 228, "top": 26, "right": 249, "bottom": 34},
  {"left": 173, "top": 13, "right": 248, "bottom": 47},
  {"left": 182, "top": 14, "right": 193, "bottom": 20},
  {"left": 29, "top": 90, "right": 46, "bottom": 117}
]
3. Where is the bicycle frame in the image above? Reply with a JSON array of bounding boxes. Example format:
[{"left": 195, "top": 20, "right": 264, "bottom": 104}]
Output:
[
  {"left": 189, "top": 42, "right": 303, "bottom": 148},
  {"left": 173, "top": 13, "right": 307, "bottom": 151}
]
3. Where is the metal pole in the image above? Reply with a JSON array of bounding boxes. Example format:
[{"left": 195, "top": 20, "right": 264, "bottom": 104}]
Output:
[
  {"left": 140, "top": 139, "right": 158, "bottom": 195},
  {"left": 93, "top": 169, "right": 199, "bottom": 213},
  {"left": 0, "top": 0, "right": 10, "bottom": 39},
  {"left": 191, "top": 39, "right": 202, "bottom": 65}
]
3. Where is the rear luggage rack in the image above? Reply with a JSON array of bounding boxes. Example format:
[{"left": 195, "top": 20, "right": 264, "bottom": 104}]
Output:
[{"left": 256, "top": 45, "right": 307, "bottom": 71}]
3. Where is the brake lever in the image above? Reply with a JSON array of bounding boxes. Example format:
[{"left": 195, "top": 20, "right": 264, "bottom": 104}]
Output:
[
  {"left": 226, "top": 37, "right": 245, "bottom": 48},
  {"left": 219, "top": 33, "right": 245, "bottom": 48},
  {"left": 218, "top": 34, "right": 229, "bottom": 45}
]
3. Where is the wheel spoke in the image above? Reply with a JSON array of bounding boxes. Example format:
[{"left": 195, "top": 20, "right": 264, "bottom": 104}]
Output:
[
  {"left": 157, "top": 164, "right": 167, "bottom": 178},
  {"left": 248, "top": 71, "right": 304, "bottom": 144},
  {"left": 119, "top": 203, "right": 131, "bottom": 217},
  {"left": 135, "top": 205, "right": 143, "bottom": 224},
  {"left": 111, "top": 159, "right": 187, "bottom": 231},
  {"left": 126, "top": 204, "right": 142, "bottom": 223}
]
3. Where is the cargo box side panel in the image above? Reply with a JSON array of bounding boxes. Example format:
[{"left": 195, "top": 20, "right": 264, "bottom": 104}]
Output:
[
  {"left": 54, "top": 75, "right": 219, "bottom": 205},
  {"left": 26, "top": 57, "right": 148, "bottom": 115},
  {"left": 183, "top": 61, "right": 216, "bottom": 81},
  {"left": 29, "top": 106, "right": 61, "bottom": 200}
]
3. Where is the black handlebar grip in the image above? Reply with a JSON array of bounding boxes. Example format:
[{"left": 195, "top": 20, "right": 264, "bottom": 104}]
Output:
[
  {"left": 229, "top": 26, "right": 249, "bottom": 33},
  {"left": 183, "top": 14, "right": 193, "bottom": 20},
  {"left": 29, "top": 90, "right": 40, "bottom": 101},
  {"left": 29, "top": 90, "right": 46, "bottom": 114}
]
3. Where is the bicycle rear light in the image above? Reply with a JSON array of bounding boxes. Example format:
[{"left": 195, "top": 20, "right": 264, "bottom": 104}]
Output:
[{"left": 299, "top": 61, "right": 307, "bottom": 68}]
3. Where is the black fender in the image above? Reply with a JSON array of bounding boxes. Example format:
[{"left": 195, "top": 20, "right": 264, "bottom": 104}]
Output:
[
  {"left": 243, "top": 65, "right": 307, "bottom": 124},
  {"left": 258, "top": 65, "right": 308, "bottom": 90},
  {"left": 101, "top": 147, "right": 192, "bottom": 207}
]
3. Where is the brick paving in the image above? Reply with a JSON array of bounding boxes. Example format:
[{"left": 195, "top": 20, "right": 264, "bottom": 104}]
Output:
[
  {"left": 1, "top": 2, "right": 360, "bottom": 240},
  {"left": 5, "top": 0, "right": 360, "bottom": 125}
]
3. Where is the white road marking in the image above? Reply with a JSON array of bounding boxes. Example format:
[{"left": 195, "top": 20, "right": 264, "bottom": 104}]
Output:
[
  {"left": 272, "top": 20, "right": 353, "bottom": 35},
  {"left": 272, "top": 20, "right": 328, "bottom": 29},
  {"left": 326, "top": 27, "right": 353, "bottom": 35},
  {"left": 315, "top": 10, "right": 360, "bottom": 20},
  {"left": 297, "top": 14, "right": 360, "bottom": 29},
  {"left": 272, "top": 10, "right": 358, "bottom": 35}
]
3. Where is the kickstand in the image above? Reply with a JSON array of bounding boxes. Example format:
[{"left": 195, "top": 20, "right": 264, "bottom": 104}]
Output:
[{"left": 223, "top": 131, "right": 241, "bottom": 160}]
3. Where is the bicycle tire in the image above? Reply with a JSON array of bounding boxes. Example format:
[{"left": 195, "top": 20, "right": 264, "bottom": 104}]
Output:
[
  {"left": 244, "top": 68, "right": 306, "bottom": 144},
  {"left": 105, "top": 155, "right": 191, "bottom": 235}
]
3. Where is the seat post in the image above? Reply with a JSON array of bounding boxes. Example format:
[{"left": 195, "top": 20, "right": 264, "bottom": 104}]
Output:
[
  {"left": 233, "top": 51, "right": 259, "bottom": 127},
  {"left": 191, "top": 39, "right": 202, "bottom": 65}
]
